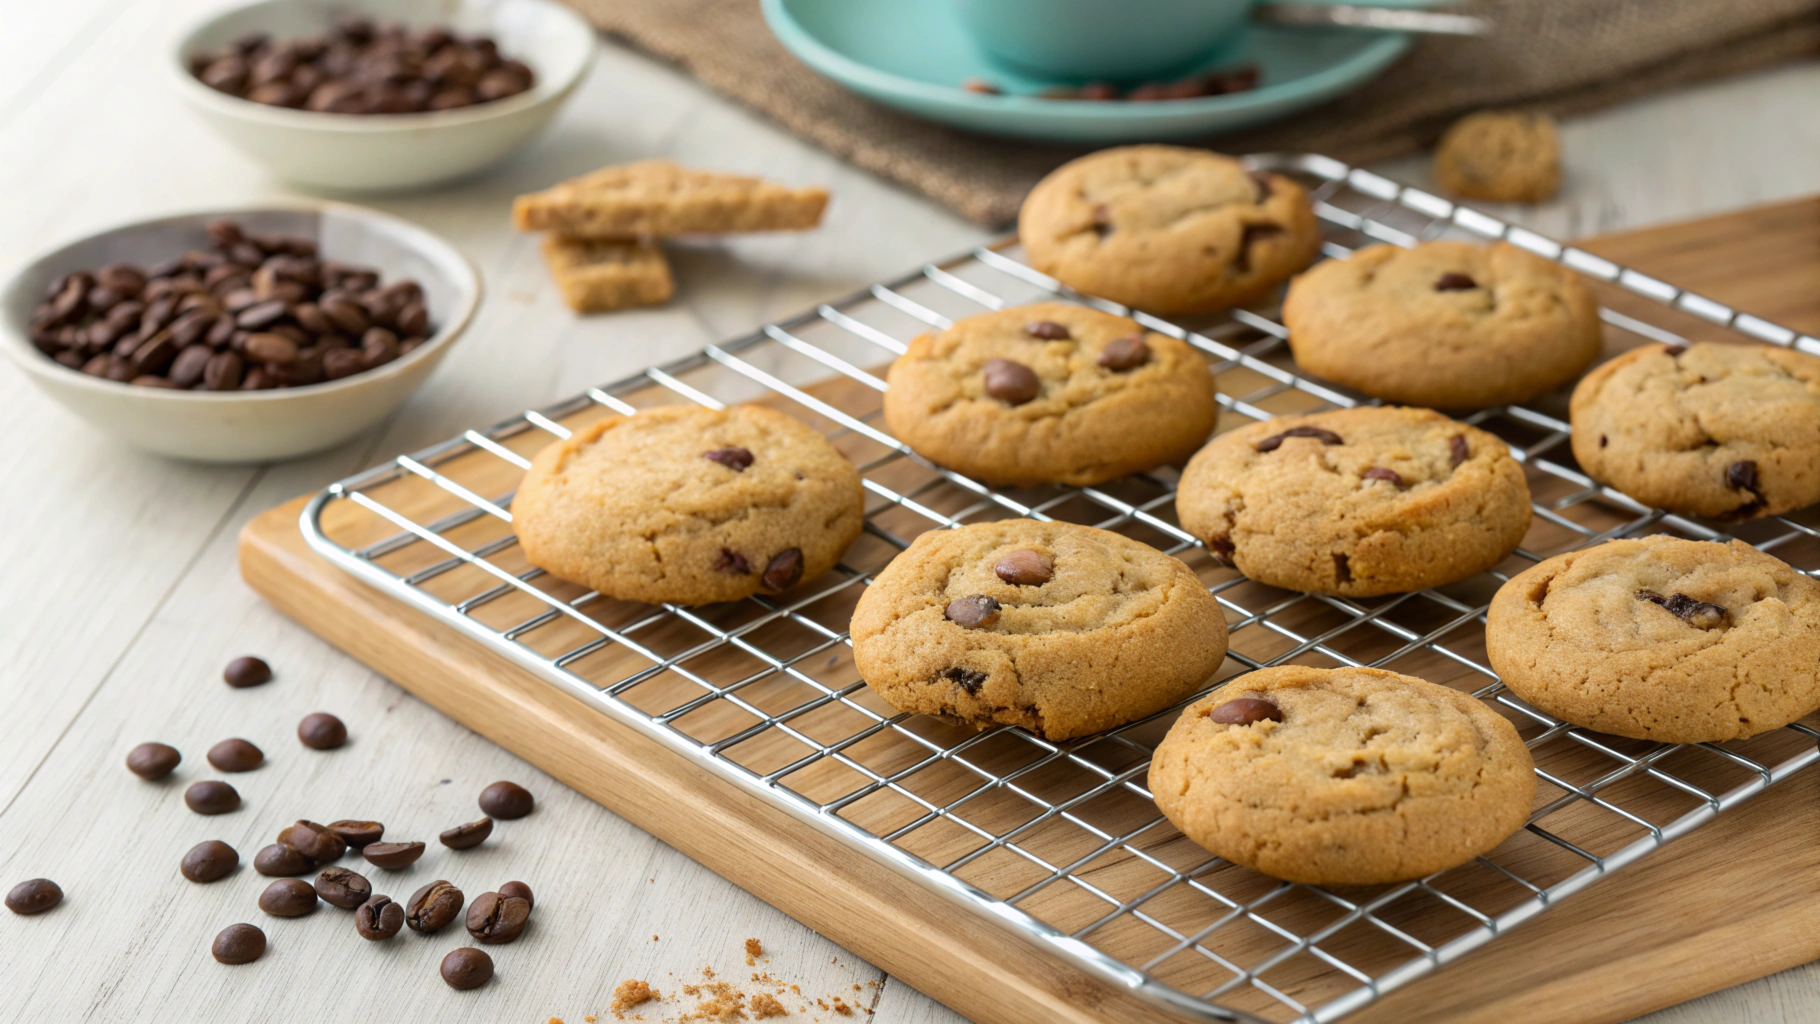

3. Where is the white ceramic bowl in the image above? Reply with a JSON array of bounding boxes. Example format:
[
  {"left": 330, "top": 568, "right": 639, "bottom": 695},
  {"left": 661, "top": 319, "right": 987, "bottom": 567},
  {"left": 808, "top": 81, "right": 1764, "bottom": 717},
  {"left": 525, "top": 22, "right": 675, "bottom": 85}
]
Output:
[
  {"left": 2, "top": 204, "right": 481, "bottom": 463},
  {"left": 172, "top": 0, "right": 597, "bottom": 191}
]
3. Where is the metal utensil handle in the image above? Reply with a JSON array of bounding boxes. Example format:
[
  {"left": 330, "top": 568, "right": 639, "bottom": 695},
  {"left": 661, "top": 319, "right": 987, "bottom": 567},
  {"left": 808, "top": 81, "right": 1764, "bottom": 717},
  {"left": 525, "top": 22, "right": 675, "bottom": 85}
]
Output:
[{"left": 1255, "top": 3, "right": 1493, "bottom": 36}]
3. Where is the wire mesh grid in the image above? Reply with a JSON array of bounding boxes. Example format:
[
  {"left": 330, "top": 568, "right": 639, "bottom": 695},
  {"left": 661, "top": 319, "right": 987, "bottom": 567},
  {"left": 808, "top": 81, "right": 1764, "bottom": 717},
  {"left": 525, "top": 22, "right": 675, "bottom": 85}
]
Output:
[{"left": 301, "top": 153, "right": 1820, "bottom": 1024}]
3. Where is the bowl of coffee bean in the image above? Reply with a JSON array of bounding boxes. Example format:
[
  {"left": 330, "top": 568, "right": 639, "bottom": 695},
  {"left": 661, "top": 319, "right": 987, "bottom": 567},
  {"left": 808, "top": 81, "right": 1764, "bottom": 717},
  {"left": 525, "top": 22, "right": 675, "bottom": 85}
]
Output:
[
  {"left": 1, "top": 204, "right": 480, "bottom": 463},
  {"left": 171, "top": 0, "right": 596, "bottom": 191}
]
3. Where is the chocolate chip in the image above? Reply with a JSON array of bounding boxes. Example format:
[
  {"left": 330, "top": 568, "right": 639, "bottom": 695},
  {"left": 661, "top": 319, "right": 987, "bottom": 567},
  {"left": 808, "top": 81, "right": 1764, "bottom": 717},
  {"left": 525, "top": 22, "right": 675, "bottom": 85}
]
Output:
[
  {"left": 5, "top": 879, "right": 61, "bottom": 915},
  {"left": 440, "top": 818, "right": 493, "bottom": 850},
  {"left": 1599, "top": 435, "right": 1609, "bottom": 448},
  {"left": 363, "top": 841, "right": 426, "bottom": 870},
  {"left": 407, "top": 880, "right": 465, "bottom": 933},
  {"left": 441, "top": 947, "right": 493, "bottom": 990},
  {"left": 356, "top": 894, "right": 404, "bottom": 940},
  {"left": 479, "top": 781, "right": 535, "bottom": 820},
  {"left": 181, "top": 840, "right": 239, "bottom": 883},
  {"left": 982, "top": 358, "right": 1041, "bottom": 405},
  {"left": 703, "top": 446, "right": 755, "bottom": 471},
  {"left": 1361, "top": 467, "right": 1404, "bottom": 487},
  {"left": 498, "top": 880, "right": 533, "bottom": 909},
  {"left": 1208, "top": 696, "right": 1283, "bottom": 726},
  {"left": 466, "top": 891, "right": 531, "bottom": 944},
  {"left": 1450, "top": 434, "right": 1471, "bottom": 467},
  {"left": 1254, "top": 426, "right": 1343, "bottom": 452},
  {"left": 993, "top": 549, "right": 1053, "bottom": 586},
  {"left": 939, "top": 667, "right": 988, "bottom": 695},
  {"left": 1434, "top": 272, "right": 1478, "bottom": 291},
  {"left": 1727, "top": 460, "right": 1759, "bottom": 493},
  {"left": 206, "top": 738, "right": 263, "bottom": 773},
  {"left": 126, "top": 742, "right": 181, "bottom": 779},
  {"left": 1097, "top": 335, "right": 1151, "bottom": 372},
  {"left": 223, "top": 655, "right": 272, "bottom": 688},
  {"left": 944, "top": 595, "right": 1001, "bottom": 628},
  {"left": 259, "top": 878, "right": 318, "bottom": 917},
  {"left": 1090, "top": 203, "right": 1113, "bottom": 238},
  {"left": 1024, "top": 320, "right": 1070, "bottom": 340},
  {"left": 185, "top": 780, "right": 240, "bottom": 815},
  {"left": 1636, "top": 589, "right": 1729, "bottom": 630},
  {"left": 713, "top": 548, "right": 751, "bottom": 575},
  {"left": 298, "top": 712, "right": 347, "bottom": 750},
  {"left": 1665, "top": 344, "right": 1688, "bottom": 356},
  {"left": 1333, "top": 553, "right": 1352, "bottom": 584},
  {"left": 761, "top": 548, "right": 804, "bottom": 592},
  {"left": 326, "top": 821, "right": 384, "bottom": 849},
  {"left": 1207, "top": 535, "right": 1236, "bottom": 561},
  {"left": 254, "top": 843, "right": 315, "bottom": 877},
  {"left": 1235, "top": 223, "right": 1283, "bottom": 272},
  {"left": 1249, "top": 171, "right": 1273, "bottom": 202},
  {"left": 211, "top": 923, "right": 266, "bottom": 964},
  {"left": 315, "top": 866, "right": 373, "bottom": 909}
]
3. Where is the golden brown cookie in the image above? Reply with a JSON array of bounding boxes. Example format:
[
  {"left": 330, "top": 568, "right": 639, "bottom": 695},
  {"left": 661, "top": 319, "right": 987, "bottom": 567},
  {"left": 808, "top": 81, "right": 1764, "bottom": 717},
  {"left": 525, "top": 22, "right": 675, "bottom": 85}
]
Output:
[
  {"left": 1282, "top": 240, "right": 1601, "bottom": 409},
  {"left": 1019, "top": 146, "right": 1320, "bottom": 314},
  {"left": 851, "top": 520, "right": 1229, "bottom": 741},
  {"left": 1175, "top": 407, "right": 1532, "bottom": 596},
  {"left": 1486, "top": 535, "right": 1820, "bottom": 743},
  {"left": 882, "top": 302, "right": 1218, "bottom": 487},
  {"left": 1434, "top": 110, "right": 1562, "bottom": 203},
  {"left": 512, "top": 405, "right": 864, "bottom": 605},
  {"left": 1149, "top": 665, "right": 1536, "bottom": 886},
  {"left": 1569, "top": 342, "right": 1820, "bottom": 520}
]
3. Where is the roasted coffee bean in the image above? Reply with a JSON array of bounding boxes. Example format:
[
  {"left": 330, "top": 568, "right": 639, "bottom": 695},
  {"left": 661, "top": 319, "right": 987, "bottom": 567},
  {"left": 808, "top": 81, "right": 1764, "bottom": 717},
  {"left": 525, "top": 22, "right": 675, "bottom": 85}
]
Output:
[
  {"left": 1636, "top": 589, "right": 1729, "bottom": 630},
  {"left": 1254, "top": 426, "right": 1343, "bottom": 452},
  {"left": 439, "top": 818, "right": 493, "bottom": 850},
  {"left": 396, "top": 300, "right": 429, "bottom": 337},
  {"left": 322, "top": 347, "right": 366, "bottom": 380},
  {"left": 1727, "top": 460, "right": 1759, "bottom": 492},
  {"left": 235, "top": 299, "right": 288, "bottom": 329},
  {"left": 130, "top": 332, "right": 179, "bottom": 376},
  {"left": 1434, "top": 272, "right": 1477, "bottom": 291},
  {"left": 223, "top": 655, "right": 271, "bottom": 687},
  {"left": 243, "top": 331, "right": 298, "bottom": 365},
  {"left": 181, "top": 840, "right": 239, "bottom": 883},
  {"left": 254, "top": 843, "right": 314, "bottom": 877},
  {"left": 466, "top": 891, "right": 531, "bottom": 944},
  {"left": 441, "top": 947, "right": 494, "bottom": 990},
  {"left": 258, "top": 878, "right": 318, "bottom": 917},
  {"left": 277, "top": 820, "right": 346, "bottom": 863},
  {"left": 168, "top": 343, "right": 214, "bottom": 387},
  {"left": 206, "top": 738, "right": 263, "bottom": 773},
  {"left": 993, "top": 549, "right": 1053, "bottom": 587},
  {"left": 315, "top": 867, "right": 373, "bottom": 909},
  {"left": 212, "top": 923, "right": 266, "bottom": 965},
  {"left": 1024, "top": 320, "right": 1070, "bottom": 340},
  {"left": 126, "top": 742, "right": 181, "bottom": 779},
  {"left": 478, "top": 781, "right": 534, "bottom": 820},
  {"left": 319, "top": 294, "right": 370, "bottom": 335},
  {"left": 327, "top": 820, "right": 384, "bottom": 849},
  {"left": 982, "top": 358, "right": 1041, "bottom": 405},
  {"left": 361, "top": 327, "right": 400, "bottom": 367},
  {"left": 1361, "top": 467, "right": 1405, "bottom": 487},
  {"left": 5, "top": 879, "right": 62, "bottom": 916},
  {"left": 363, "top": 841, "right": 426, "bottom": 870},
  {"left": 944, "top": 595, "right": 1001, "bottom": 628},
  {"left": 356, "top": 894, "right": 404, "bottom": 940},
  {"left": 291, "top": 301, "right": 333, "bottom": 334},
  {"left": 185, "top": 780, "right": 240, "bottom": 815},
  {"left": 1450, "top": 435, "right": 1470, "bottom": 467},
  {"left": 703, "top": 446, "right": 755, "bottom": 471},
  {"left": 1097, "top": 335, "right": 1151, "bottom": 371},
  {"left": 761, "top": 548, "right": 804, "bottom": 592},
  {"left": 498, "top": 880, "right": 533, "bottom": 909},
  {"left": 1208, "top": 697, "right": 1283, "bottom": 726},
  {"left": 406, "top": 880, "right": 465, "bottom": 933},
  {"left": 298, "top": 712, "right": 347, "bottom": 750},
  {"left": 131, "top": 375, "right": 183, "bottom": 389}
]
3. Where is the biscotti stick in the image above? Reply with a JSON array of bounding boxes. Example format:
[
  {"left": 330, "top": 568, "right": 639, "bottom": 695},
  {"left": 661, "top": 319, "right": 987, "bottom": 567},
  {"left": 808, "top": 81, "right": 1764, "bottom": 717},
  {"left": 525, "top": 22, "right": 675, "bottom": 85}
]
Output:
[
  {"left": 514, "top": 159, "right": 828, "bottom": 238},
  {"left": 540, "top": 235, "right": 673, "bottom": 313}
]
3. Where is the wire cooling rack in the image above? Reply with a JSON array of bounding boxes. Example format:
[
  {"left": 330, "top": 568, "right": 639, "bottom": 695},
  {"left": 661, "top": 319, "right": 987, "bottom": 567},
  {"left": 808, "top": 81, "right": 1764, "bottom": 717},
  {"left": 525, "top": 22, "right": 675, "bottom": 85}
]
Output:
[{"left": 301, "top": 153, "right": 1820, "bottom": 1023}]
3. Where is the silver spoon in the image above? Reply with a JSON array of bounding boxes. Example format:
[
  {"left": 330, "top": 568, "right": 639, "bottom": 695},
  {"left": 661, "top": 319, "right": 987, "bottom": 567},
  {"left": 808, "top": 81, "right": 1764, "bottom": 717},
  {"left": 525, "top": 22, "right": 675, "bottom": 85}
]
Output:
[{"left": 1254, "top": 4, "right": 1493, "bottom": 36}]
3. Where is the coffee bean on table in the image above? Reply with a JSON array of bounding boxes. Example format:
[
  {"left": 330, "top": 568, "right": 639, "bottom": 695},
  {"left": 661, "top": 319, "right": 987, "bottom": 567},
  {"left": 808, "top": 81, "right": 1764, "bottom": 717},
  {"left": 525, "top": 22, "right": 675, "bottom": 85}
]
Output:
[
  {"left": 297, "top": 712, "right": 347, "bottom": 750},
  {"left": 206, "top": 738, "right": 264, "bottom": 772},
  {"left": 406, "top": 880, "right": 464, "bottom": 933},
  {"left": 126, "top": 742, "right": 181, "bottom": 779},
  {"left": 314, "top": 866, "right": 372, "bottom": 909},
  {"left": 257, "top": 878, "right": 315, "bottom": 917},
  {"left": 363, "top": 841, "right": 425, "bottom": 870},
  {"left": 355, "top": 895, "right": 404, "bottom": 940},
  {"left": 277, "top": 820, "right": 346, "bottom": 863},
  {"left": 211, "top": 923, "right": 266, "bottom": 965},
  {"left": 465, "top": 891, "right": 531, "bottom": 945},
  {"left": 498, "top": 880, "right": 533, "bottom": 909},
  {"left": 439, "top": 818, "right": 493, "bottom": 850},
  {"left": 254, "top": 843, "right": 315, "bottom": 877},
  {"left": 185, "top": 780, "right": 240, "bottom": 815},
  {"left": 6, "top": 879, "right": 62, "bottom": 915},
  {"left": 440, "top": 947, "right": 494, "bottom": 990},
  {"left": 223, "top": 656, "right": 272, "bottom": 688},
  {"left": 478, "top": 781, "right": 534, "bottom": 820},
  {"left": 181, "top": 840, "right": 239, "bottom": 883},
  {"left": 326, "top": 820, "right": 384, "bottom": 849}
]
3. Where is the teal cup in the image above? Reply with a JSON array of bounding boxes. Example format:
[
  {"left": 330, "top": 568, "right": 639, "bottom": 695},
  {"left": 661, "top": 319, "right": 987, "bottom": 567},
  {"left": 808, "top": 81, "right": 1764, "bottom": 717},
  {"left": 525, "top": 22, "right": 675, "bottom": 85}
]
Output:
[{"left": 953, "top": 0, "right": 1256, "bottom": 81}]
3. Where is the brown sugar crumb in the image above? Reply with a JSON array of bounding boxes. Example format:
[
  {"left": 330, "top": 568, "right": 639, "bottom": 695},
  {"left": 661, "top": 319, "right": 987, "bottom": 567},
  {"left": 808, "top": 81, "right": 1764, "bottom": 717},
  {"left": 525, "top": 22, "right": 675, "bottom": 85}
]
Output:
[
  {"left": 611, "top": 980, "right": 659, "bottom": 1017},
  {"left": 587, "top": 1018, "right": 598, "bottom": 1022},
  {"left": 831, "top": 997, "right": 854, "bottom": 1017},
  {"left": 680, "top": 981, "right": 747, "bottom": 1022},
  {"left": 749, "top": 993, "right": 788, "bottom": 1019},
  {"left": 745, "top": 937, "right": 764, "bottom": 965}
]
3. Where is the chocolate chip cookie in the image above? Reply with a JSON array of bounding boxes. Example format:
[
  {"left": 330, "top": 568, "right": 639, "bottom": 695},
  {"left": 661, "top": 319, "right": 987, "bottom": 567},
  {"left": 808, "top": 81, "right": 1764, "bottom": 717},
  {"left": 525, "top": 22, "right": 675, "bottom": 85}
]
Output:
[
  {"left": 1019, "top": 146, "right": 1320, "bottom": 314},
  {"left": 512, "top": 404, "right": 865, "bottom": 606},
  {"left": 1434, "top": 110, "right": 1562, "bottom": 203},
  {"left": 1569, "top": 342, "right": 1820, "bottom": 520},
  {"left": 1486, "top": 535, "right": 1820, "bottom": 743},
  {"left": 882, "top": 302, "right": 1218, "bottom": 487},
  {"left": 1149, "top": 665, "right": 1536, "bottom": 886},
  {"left": 1175, "top": 407, "right": 1532, "bottom": 596},
  {"left": 1282, "top": 240, "right": 1601, "bottom": 409},
  {"left": 850, "top": 520, "right": 1229, "bottom": 740}
]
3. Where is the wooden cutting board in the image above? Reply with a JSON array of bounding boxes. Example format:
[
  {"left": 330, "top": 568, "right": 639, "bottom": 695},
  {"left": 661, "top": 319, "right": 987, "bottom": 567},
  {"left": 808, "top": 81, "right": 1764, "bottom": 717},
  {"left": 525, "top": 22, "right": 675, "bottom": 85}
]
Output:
[{"left": 239, "top": 197, "right": 1820, "bottom": 1024}]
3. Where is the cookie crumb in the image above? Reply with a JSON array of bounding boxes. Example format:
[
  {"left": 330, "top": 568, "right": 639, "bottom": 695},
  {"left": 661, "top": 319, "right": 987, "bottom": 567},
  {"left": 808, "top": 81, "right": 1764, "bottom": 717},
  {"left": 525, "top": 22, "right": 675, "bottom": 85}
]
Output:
[
  {"left": 750, "top": 993, "right": 788, "bottom": 1019},
  {"left": 611, "top": 980, "right": 659, "bottom": 1017},
  {"left": 587, "top": 1017, "right": 598, "bottom": 1022},
  {"left": 745, "top": 937, "right": 764, "bottom": 965}
]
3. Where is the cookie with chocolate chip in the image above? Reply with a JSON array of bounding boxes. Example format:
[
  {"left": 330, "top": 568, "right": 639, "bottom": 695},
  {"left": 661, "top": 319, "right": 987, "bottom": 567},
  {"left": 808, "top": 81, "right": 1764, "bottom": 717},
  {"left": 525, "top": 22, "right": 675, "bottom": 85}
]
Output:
[
  {"left": 512, "top": 404, "right": 864, "bottom": 605},
  {"left": 882, "top": 302, "right": 1218, "bottom": 487},
  {"left": 1019, "top": 145, "right": 1321, "bottom": 314},
  {"left": 1283, "top": 240, "right": 1601, "bottom": 409},
  {"left": 1569, "top": 342, "right": 1820, "bottom": 520},
  {"left": 1175, "top": 406, "right": 1531, "bottom": 596},
  {"left": 1486, "top": 535, "right": 1820, "bottom": 743},
  {"left": 1149, "top": 665, "right": 1536, "bottom": 886},
  {"left": 850, "top": 520, "right": 1228, "bottom": 740}
]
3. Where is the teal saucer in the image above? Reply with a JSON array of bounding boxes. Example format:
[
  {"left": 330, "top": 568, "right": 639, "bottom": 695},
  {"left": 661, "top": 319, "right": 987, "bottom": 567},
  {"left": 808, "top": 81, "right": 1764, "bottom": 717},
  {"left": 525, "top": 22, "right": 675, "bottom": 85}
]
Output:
[{"left": 762, "top": 0, "right": 1411, "bottom": 144}]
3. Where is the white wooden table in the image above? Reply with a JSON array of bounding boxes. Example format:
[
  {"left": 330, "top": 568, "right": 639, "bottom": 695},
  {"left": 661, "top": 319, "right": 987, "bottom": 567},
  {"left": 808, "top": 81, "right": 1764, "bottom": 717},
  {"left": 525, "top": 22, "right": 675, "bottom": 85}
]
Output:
[{"left": 2, "top": 2, "right": 1818, "bottom": 1020}]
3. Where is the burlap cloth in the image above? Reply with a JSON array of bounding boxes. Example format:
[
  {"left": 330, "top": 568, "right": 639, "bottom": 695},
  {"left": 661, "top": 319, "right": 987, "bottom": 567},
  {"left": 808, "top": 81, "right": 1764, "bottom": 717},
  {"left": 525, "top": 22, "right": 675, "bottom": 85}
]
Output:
[{"left": 565, "top": 0, "right": 1820, "bottom": 226}]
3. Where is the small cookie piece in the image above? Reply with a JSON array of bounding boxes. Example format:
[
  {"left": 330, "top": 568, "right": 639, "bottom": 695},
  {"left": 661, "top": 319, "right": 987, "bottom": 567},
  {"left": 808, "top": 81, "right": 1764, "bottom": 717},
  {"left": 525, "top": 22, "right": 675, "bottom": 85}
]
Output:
[
  {"left": 851, "top": 520, "right": 1228, "bottom": 740},
  {"left": 1569, "top": 342, "right": 1820, "bottom": 520},
  {"left": 1150, "top": 666, "right": 1536, "bottom": 886},
  {"left": 513, "top": 405, "right": 864, "bottom": 605},
  {"left": 1176, "top": 407, "right": 1531, "bottom": 596},
  {"left": 541, "top": 235, "right": 673, "bottom": 313},
  {"left": 1486, "top": 535, "right": 1820, "bottom": 743},
  {"left": 1435, "top": 110, "right": 1561, "bottom": 203},
  {"left": 883, "top": 302, "right": 1217, "bottom": 487},
  {"left": 514, "top": 160, "right": 828, "bottom": 237},
  {"left": 1283, "top": 240, "right": 1600, "bottom": 409},
  {"left": 1019, "top": 146, "right": 1320, "bottom": 314}
]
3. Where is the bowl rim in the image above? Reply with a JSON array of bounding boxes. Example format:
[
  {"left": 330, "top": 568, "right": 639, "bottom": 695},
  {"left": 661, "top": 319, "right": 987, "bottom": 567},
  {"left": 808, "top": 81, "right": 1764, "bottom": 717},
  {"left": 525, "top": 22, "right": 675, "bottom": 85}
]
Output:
[
  {"left": 168, "top": 0, "right": 597, "bottom": 134},
  {"left": 1, "top": 199, "right": 483, "bottom": 404}
]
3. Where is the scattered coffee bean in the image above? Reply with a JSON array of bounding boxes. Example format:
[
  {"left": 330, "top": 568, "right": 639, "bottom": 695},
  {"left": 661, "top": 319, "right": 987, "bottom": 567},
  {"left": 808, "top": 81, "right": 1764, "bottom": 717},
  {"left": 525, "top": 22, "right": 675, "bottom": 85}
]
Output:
[
  {"left": 185, "top": 780, "right": 240, "bottom": 815},
  {"left": 466, "top": 891, "right": 531, "bottom": 944},
  {"left": 364, "top": 841, "right": 426, "bottom": 870},
  {"left": 1254, "top": 426, "right": 1343, "bottom": 453},
  {"left": 982, "top": 357, "right": 1041, "bottom": 405},
  {"left": 1208, "top": 697, "right": 1283, "bottom": 726},
  {"left": 6, "top": 879, "right": 62, "bottom": 915},
  {"left": 327, "top": 820, "right": 385, "bottom": 849},
  {"left": 297, "top": 712, "right": 347, "bottom": 750},
  {"left": 1023, "top": 320, "right": 1070, "bottom": 340},
  {"left": 1434, "top": 272, "right": 1478, "bottom": 291},
  {"left": 1636, "top": 589, "right": 1729, "bottom": 630},
  {"left": 126, "top": 742, "right": 181, "bottom": 779},
  {"left": 406, "top": 880, "right": 465, "bottom": 933},
  {"left": 1097, "top": 335, "right": 1151, "bottom": 371},
  {"left": 277, "top": 820, "right": 346, "bottom": 863},
  {"left": 206, "top": 738, "right": 264, "bottom": 773},
  {"left": 181, "top": 840, "right": 239, "bottom": 883},
  {"left": 702, "top": 446, "right": 755, "bottom": 471},
  {"left": 478, "top": 781, "right": 535, "bottom": 820},
  {"left": 993, "top": 549, "right": 1054, "bottom": 587},
  {"left": 356, "top": 894, "right": 405, "bottom": 940},
  {"left": 223, "top": 655, "right": 272, "bottom": 688},
  {"left": 258, "top": 878, "right": 317, "bottom": 917},
  {"left": 315, "top": 866, "right": 373, "bottom": 909},
  {"left": 212, "top": 923, "right": 266, "bottom": 965},
  {"left": 498, "top": 880, "right": 534, "bottom": 909},
  {"left": 944, "top": 595, "right": 1001, "bottom": 629},
  {"left": 254, "top": 843, "right": 315, "bottom": 877},
  {"left": 761, "top": 548, "right": 804, "bottom": 592},
  {"left": 1450, "top": 434, "right": 1471, "bottom": 467},
  {"left": 1361, "top": 467, "right": 1405, "bottom": 488},
  {"left": 440, "top": 818, "right": 493, "bottom": 850},
  {"left": 441, "top": 947, "right": 494, "bottom": 990}
]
